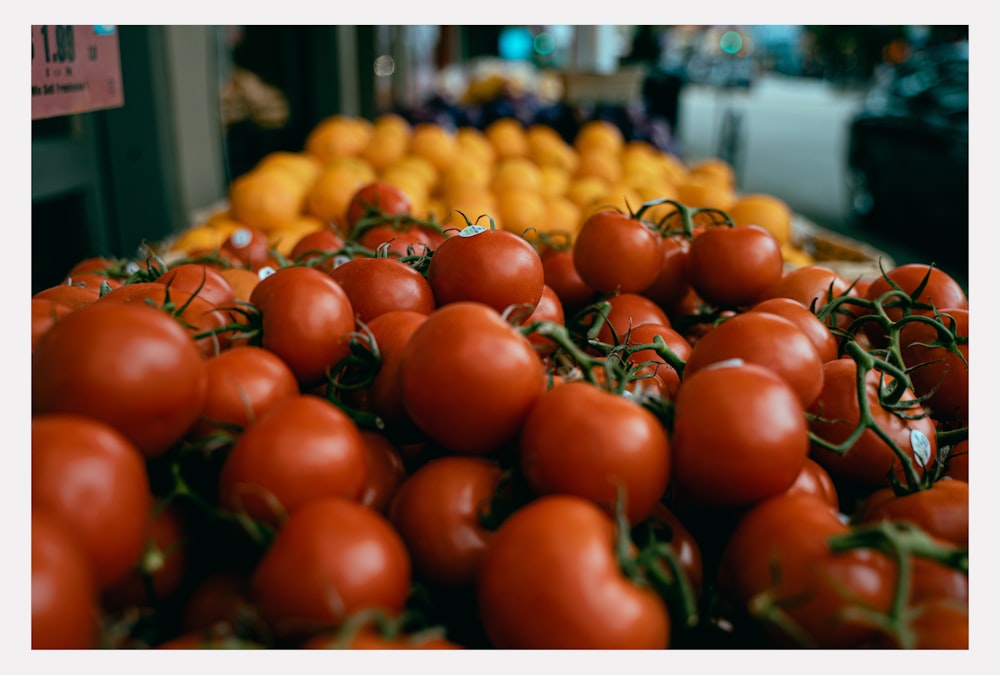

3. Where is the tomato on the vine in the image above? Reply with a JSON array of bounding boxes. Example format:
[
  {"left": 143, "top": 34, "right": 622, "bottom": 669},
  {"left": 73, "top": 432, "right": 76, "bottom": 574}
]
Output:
[
  {"left": 899, "top": 307, "right": 968, "bottom": 424},
  {"left": 685, "top": 224, "right": 783, "bottom": 308},
  {"left": 572, "top": 209, "right": 664, "bottom": 294},
  {"left": 345, "top": 181, "right": 412, "bottom": 231},
  {"left": 859, "top": 478, "right": 968, "bottom": 547},
  {"left": 329, "top": 256, "right": 436, "bottom": 323},
  {"left": 32, "top": 302, "right": 208, "bottom": 458}
]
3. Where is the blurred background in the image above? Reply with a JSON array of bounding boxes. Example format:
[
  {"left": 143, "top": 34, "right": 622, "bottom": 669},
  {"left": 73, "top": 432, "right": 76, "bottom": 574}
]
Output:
[{"left": 31, "top": 24, "right": 969, "bottom": 293}]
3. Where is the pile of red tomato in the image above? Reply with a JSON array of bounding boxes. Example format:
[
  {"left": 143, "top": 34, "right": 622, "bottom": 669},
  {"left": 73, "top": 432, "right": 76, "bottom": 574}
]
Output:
[{"left": 31, "top": 181, "right": 969, "bottom": 650}]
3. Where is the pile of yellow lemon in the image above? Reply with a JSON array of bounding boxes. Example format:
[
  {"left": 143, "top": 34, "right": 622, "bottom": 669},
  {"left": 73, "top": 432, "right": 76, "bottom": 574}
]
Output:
[{"left": 168, "top": 113, "right": 815, "bottom": 266}]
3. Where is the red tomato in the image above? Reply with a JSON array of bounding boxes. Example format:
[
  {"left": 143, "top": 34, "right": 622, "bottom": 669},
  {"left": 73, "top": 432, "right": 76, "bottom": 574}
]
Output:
[
  {"left": 683, "top": 311, "right": 825, "bottom": 408},
  {"left": 644, "top": 502, "right": 704, "bottom": 594},
  {"left": 619, "top": 322, "right": 691, "bottom": 399},
  {"left": 519, "top": 380, "right": 671, "bottom": 525},
  {"left": 357, "top": 223, "right": 434, "bottom": 258},
  {"left": 749, "top": 296, "right": 839, "bottom": 364},
  {"left": 190, "top": 345, "right": 300, "bottom": 439},
  {"left": 427, "top": 227, "right": 544, "bottom": 314},
  {"left": 32, "top": 414, "right": 153, "bottom": 590},
  {"left": 717, "top": 492, "right": 895, "bottom": 648},
  {"left": 358, "top": 430, "right": 408, "bottom": 514},
  {"left": 290, "top": 227, "right": 347, "bottom": 273},
  {"left": 32, "top": 509, "right": 100, "bottom": 649},
  {"left": 572, "top": 209, "right": 664, "bottom": 294},
  {"left": 218, "top": 394, "right": 368, "bottom": 525},
  {"left": 181, "top": 570, "right": 259, "bottom": 636},
  {"left": 517, "top": 283, "right": 565, "bottom": 357},
  {"left": 944, "top": 440, "right": 968, "bottom": 482},
  {"left": 33, "top": 283, "right": 101, "bottom": 308},
  {"left": 398, "top": 302, "right": 547, "bottom": 455},
  {"left": 766, "top": 264, "right": 855, "bottom": 311},
  {"left": 364, "top": 310, "right": 429, "bottom": 442},
  {"left": 32, "top": 302, "right": 208, "bottom": 458},
  {"left": 540, "top": 246, "right": 598, "bottom": 316},
  {"left": 784, "top": 457, "right": 840, "bottom": 511},
  {"left": 329, "top": 256, "right": 436, "bottom": 323},
  {"left": 154, "top": 262, "right": 237, "bottom": 309},
  {"left": 31, "top": 297, "right": 76, "bottom": 353},
  {"left": 476, "top": 494, "right": 670, "bottom": 649},
  {"left": 102, "top": 503, "right": 188, "bottom": 611},
  {"left": 671, "top": 361, "right": 809, "bottom": 509},
  {"left": 220, "top": 226, "right": 273, "bottom": 269},
  {"left": 861, "top": 264, "right": 968, "bottom": 347},
  {"left": 808, "top": 358, "right": 938, "bottom": 492},
  {"left": 251, "top": 497, "right": 411, "bottom": 641},
  {"left": 345, "top": 181, "right": 412, "bottom": 231},
  {"left": 249, "top": 265, "right": 356, "bottom": 388},
  {"left": 388, "top": 456, "right": 504, "bottom": 588},
  {"left": 590, "top": 292, "right": 671, "bottom": 346},
  {"left": 899, "top": 307, "right": 968, "bottom": 424},
  {"left": 98, "top": 281, "right": 233, "bottom": 357},
  {"left": 685, "top": 224, "right": 783, "bottom": 308},
  {"left": 860, "top": 478, "right": 968, "bottom": 546},
  {"left": 641, "top": 234, "right": 693, "bottom": 310}
]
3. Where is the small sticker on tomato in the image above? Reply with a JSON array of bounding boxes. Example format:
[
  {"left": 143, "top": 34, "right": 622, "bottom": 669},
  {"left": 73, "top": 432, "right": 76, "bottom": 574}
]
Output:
[
  {"left": 459, "top": 224, "right": 487, "bottom": 237},
  {"left": 257, "top": 266, "right": 276, "bottom": 280},
  {"left": 332, "top": 254, "right": 351, "bottom": 269},
  {"left": 910, "top": 429, "right": 932, "bottom": 468},
  {"left": 231, "top": 228, "right": 253, "bottom": 248}
]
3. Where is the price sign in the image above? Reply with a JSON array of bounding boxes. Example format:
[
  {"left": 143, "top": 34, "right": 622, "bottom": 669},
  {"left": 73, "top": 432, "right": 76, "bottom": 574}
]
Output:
[{"left": 32, "top": 25, "right": 124, "bottom": 120}]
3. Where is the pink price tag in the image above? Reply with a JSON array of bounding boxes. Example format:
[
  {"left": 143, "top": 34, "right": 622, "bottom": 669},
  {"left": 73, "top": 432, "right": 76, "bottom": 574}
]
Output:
[{"left": 32, "top": 25, "right": 124, "bottom": 120}]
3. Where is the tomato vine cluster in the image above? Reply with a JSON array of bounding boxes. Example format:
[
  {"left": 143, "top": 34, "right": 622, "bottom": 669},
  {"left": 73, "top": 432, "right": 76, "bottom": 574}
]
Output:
[{"left": 31, "top": 181, "right": 969, "bottom": 650}]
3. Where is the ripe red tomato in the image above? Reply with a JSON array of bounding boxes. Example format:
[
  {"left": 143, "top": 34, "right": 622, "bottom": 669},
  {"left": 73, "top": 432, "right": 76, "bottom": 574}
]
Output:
[
  {"left": 784, "top": 456, "right": 840, "bottom": 511},
  {"left": 329, "top": 256, "right": 436, "bottom": 323},
  {"left": 671, "top": 361, "right": 809, "bottom": 509},
  {"left": 590, "top": 292, "right": 671, "bottom": 346},
  {"left": 218, "top": 394, "right": 368, "bottom": 525},
  {"left": 861, "top": 264, "right": 968, "bottom": 347},
  {"left": 644, "top": 502, "right": 704, "bottom": 594},
  {"left": 398, "top": 302, "right": 547, "bottom": 455},
  {"left": 220, "top": 227, "right": 273, "bottom": 269},
  {"left": 357, "top": 223, "right": 434, "bottom": 258},
  {"left": 32, "top": 302, "right": 208, "bottom": 458},
  {"left": 98, "top": 281, "right": 233, "bottom": 357},
  {"left": 33, "top": 282, "right": 101, "bottom": 308},
  {"left": 190, "top": 345, "right": 300, "bottom": 440},
  {"left": 683, "top": 311, "right": 825, "bottom": 408},
  {"left": 364, "top": 310, "right": 429, "bottom": 442},
  {"left": 427, "top": 227, "right": 544, "bottom": 314},
  {"left": 290, "top": 227, "right": 347, "bottom": 273},
  {"left": 860, "top": 478, "right": 968, "bottom": 546},
  {"left": 345, "top": 181, "right": 412, "bottom": 231},
  {"left": 519, "top": 380, "right": 671, "bottom": 525},
  {"left": 358, "top": 430, "right": 407, "bottom": 515},
  {"left": 808, "top": 358, "right": 938, "bottom": 492},
  {"left": 153, "top": 262, "right": 237, "bottom": 309},
  {"left": 31, "top": 297, "right": 76, "bottom": 353},
  {"left": 685, "top": 224, "right": 783, "bottom": 308},
  {"left": 717, "top": 492, "right": 895, "bottom": 648},
  {"left": 766, "top": 264, "right": 855, "bottom": 311},
  {"left": 517, "top": 283, "right": 565, "bottom": 357},
  {"left": 749, "top": 296, "right": 839, "bottom": 364},
  {"left": 641, "top": 234, "right": 693, "bottom": 310},
  {"left": 180, "top": 570, "right": 259, "bottom": 636},
  {"left": 476, "top": 494, "right": 670, "bottom": 649},
  {"left": 32, "top": 414, "right": 153, "bottom": 590},
  {"left": 251, "top": 497, "right": 411, "bottom": 641},
  {"left": 618, "top": 322, "right": 691, "bottom": 399},
  {"left": 539, "top": 246, "right": 598, "bottom": 316},
  {"left": 32, "top": 509, "right": 100, "bottom": 649},
  {"left": 388, "top": 456, "right": 504, "bottom": 588},
  {"left": 944, "top": 440, "right": 968, "bottom": 482},
  {"left": 572, "top": 209, "right": 664, "bottom": 294},
  {"left": 899, "top": 307, "right": 968, "bottom": 424},
  {"left": 249, "top": 265, "right": 356, "bottom": 388}
]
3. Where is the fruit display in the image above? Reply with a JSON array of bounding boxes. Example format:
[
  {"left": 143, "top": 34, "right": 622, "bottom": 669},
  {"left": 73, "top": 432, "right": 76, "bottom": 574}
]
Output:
[{"left": 31, "top": 112, "right": 968, "bottom": 650}]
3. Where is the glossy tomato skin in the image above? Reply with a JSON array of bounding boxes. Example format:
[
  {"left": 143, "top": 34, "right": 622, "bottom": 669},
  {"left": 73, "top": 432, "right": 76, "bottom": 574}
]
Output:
[
  {"left": 749, "top": 297, "right": 839, "bottom": 364},
  {"left": 683, "top": 311, "right": 825, "bottom": 408},
  {"left": 218, "top": 394, "right": 367, "bottom": 526},
  {"left": 717, "top": 493, "right": 895, "bottom": 648},
  {"left": 517, "top": 284, "right": 565, "bottom": 357},
  {"left": 249, "top": 265, "right": 356, "bottom": 388},
  {"left": 31, "top": 298, "right": 76, "bottom": 353},
  {"left": 619, "top": 322, "right": 691, "bottom": 399},
  {"left": 357, "top": 224, "right": 433, "bottom": 258},
  {"left": 345, "top": 181, "right": 412, "bottom": 231},
  {"left": 32, "top": 510, "right": 100, "bottom": 649},
  {"left": 784, "top": 457, "right": 840, "bottom": 511},
  {"left": 290, "top": 228, "right": 347, "bottom": 273},
  {"left": 644, "top": 502, "right": 704, "bottom": 594},
  {"left": 944, "top": 440, "right": 968, "bottom": 482},
  {"left": 685, "top": 225, "right": 783, "bottom": 308},
  {"left": 358, "top": 430, "right": 408, "bottom": 515},
  {"left": 220, "top": 226, "right": 273, "bottom": 269},
  {"left": 860, "top": 478, "right": 968, "bottom": 547},
  {"left": 33, "top": 283, "right": 101, "bottom": 308},
  {"left": 388, "top": 456, "right": 503, "bottom": 588},
  {"left": 154, "top": 262, "right": 237, "bottom": 309},
  {"left": 32, "top": 302, "right": 208, "bottom": 458},
  {"left": 329, "top": 256, "right": 435, "bottom": 323},
  {"left": 427, "top": 228, "right": 545, "bottom": 314},
  {"left": 572, "top": 210, "right": 664, "bottom": 294},
  {"left": 540, "top": 246, "right": 598, "bottom": 316},
  {"left": 766, "top": 264, "right": 855, "bottom": 311},
  {"left": 398, "top": 302, "right": 547, "bottom": 455},
  {"left": 519, "top": 381, "right": 671, "bottom": 525},
  {"left": 477, "top": 495, "right": 670, "bottom": 649},
  {"left": 364, "top": 310, "right": 429, "bottom": 442},
  {"left": 671, "top": 361, "right": 809, "bottom": 509},
  {"left": 32, "top": 414, "right": 154, "bottom": 591},
  {"left": 807, "top": 358, "right": 938, "bottom": 492},
  {"left": 251, "top": 497, "right": 411, "bottom": 643},
  {"left": 861, "top": 264, "right": 968, "bottom": 347},
  {"left": 641, "top": 234, "right": 693, "bottom": 310},
  {"left": 190, "top": 345, "right": 300, "bottom": 440},
  {"left": 590, "top": 292, "right": 671, "bottom": 346},
  {"left": 899, "top": 307, "right": 968, "bottom": 424}
]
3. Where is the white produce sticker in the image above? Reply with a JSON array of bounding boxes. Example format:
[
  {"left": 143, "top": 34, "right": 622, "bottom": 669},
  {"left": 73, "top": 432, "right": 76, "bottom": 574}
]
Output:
[
  {"left": 910, "top": 429, "right": 932, "bottom": 468},
  {"left": 459, "top": 224, "right": 487, "bottom": 237}
]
